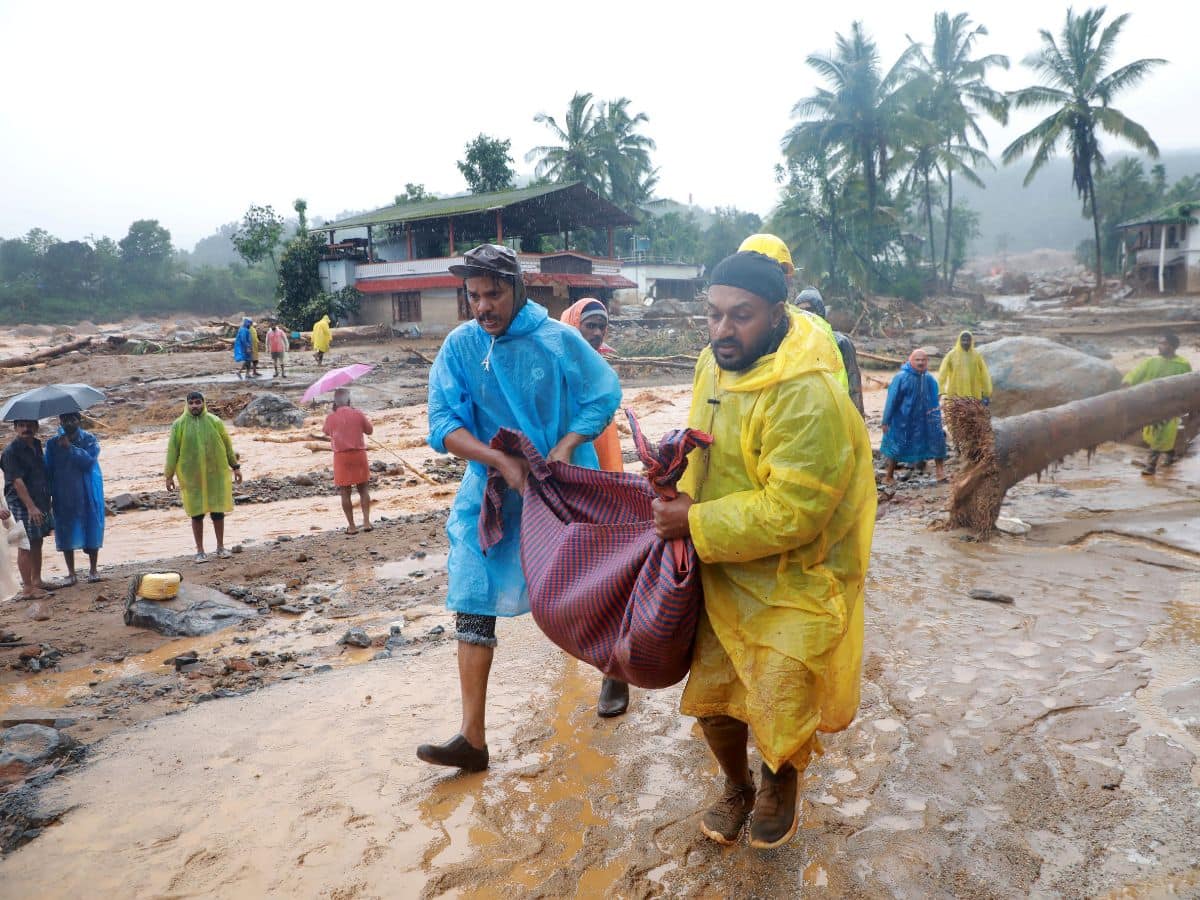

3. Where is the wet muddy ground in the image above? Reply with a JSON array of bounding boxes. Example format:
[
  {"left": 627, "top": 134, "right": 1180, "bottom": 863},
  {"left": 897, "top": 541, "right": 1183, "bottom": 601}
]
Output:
[{"left": 1, "top": 323, "right": 1198, "bottom": 897}]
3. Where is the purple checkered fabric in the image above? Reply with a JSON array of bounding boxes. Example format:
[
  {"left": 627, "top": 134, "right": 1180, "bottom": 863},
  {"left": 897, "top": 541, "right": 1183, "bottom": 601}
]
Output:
[{"left": 480, "top": 412, "right": 712, "bottom": 689}]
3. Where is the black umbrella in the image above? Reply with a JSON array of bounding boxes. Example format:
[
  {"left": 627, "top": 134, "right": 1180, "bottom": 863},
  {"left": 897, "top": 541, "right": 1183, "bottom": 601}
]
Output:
[{"left": 0, "top": 384, "right": 106, "bottom": 422}]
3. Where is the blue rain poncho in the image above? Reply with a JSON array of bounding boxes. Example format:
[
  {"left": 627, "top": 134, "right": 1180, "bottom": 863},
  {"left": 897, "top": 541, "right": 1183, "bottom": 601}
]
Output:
[
  {"left": 233, "top": 324, "right": 252, "bottom": 363},
  {"left": 44, "top": 427, "right": 105, "bottom": 552},
  {"left": 881, "top": 363, "right": 947, "bottom": 464},
  {"left": 428, "top": 300, "right": 622, "bottom": 618}
]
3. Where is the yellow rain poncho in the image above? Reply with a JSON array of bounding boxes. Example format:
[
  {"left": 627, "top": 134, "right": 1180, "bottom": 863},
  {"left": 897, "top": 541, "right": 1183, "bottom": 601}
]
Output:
[
  {"left": 678, "top": 307, "right": 877, "bottom": 772},
  {"left": 937, "top": 331, "right": 992, "bottom": 400},
  {"left": 249, "top": 324, "right": 261, "bottom": 361},
  {"left": 312, "top": 315, "right": 332, "bottom": 353},
  {"left": 164, "top": 400, "right": 239, "bottom": 517},
  {"left": 1123, "top": 353, "right": 1193, "bottom": 451}
]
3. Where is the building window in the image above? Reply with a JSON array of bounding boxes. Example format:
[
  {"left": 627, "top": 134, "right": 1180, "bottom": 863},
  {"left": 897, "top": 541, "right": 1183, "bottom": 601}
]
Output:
[
  {"left": 392, "top": 291, "right": 422, "bottom": 322},
  {"left": 1168, "top": 226, "right": 1177, "bottom": 247}
]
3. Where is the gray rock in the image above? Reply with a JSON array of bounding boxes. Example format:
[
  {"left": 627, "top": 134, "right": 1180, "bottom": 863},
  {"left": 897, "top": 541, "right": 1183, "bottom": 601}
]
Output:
[
  {"left": 339, "top": 627, "right": 372, "bottom": 648},
  {"left": 372, "top": 651, "right": 392, "bottom": 661},
  {"left": 968, "top": 589, "right": 1014, "bottom": 604},
  {"left": 0, "top": 725, "right": 76, "bottom": 785},
  {"left": 977, "top": 337, "right": 1123, "bottom": 416},
  {"left": 124, "top": 582, "right": 259, "bottom": 637},
  {"left": 109, "top": 493, "right": 138, "bottom": 511},
  {"left": 233, "top": 393, "right": 306, "bottom": 430}
]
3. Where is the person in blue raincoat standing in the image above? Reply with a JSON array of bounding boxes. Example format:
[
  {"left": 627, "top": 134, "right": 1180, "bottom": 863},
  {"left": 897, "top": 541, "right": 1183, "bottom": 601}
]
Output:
[
  {"left": 44, "top": 412, "right": 105, "bottom": 584},
  {"left": 880, "top": 349, "right": 948, "bottom": 485},
  {"left": 233, "top": 317, "right": 253, "bottom": 379},
  {"left": 419, "top": 244, "right": 622, "bottom": 773}
]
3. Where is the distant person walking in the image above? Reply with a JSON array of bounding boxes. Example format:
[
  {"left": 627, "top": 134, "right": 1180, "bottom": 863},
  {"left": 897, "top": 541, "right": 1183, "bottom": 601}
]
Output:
[
  {"left": 795, "top": 288, "right": 865, "bottom": 417},
  {"left": 312, "top": 315, "right": 332, "bottom": 366},
  {"left": 1, "top": 419, "right": 54, "bottom": 600},
  {"left": 266, "top": 321, "right": 289, "bottom": 378},
  {"left": 233, "top": 317, "right": 254, "bottom": 379},
  {"left": 44, "top": 412, "right": 104, "bottom": 585},
  {"left": 1124, "top": 331, "right": 1192, "bottom": 475},
  {"left": 164, "top": 391, "right": 242, "bottom": 563},
  {"left": 323, "top": 388, "right": 374, "bottom": 534},
  {"left": 249, "top": 320, "right": 262, "bottom": 377},
  {"left": 881, "top": 349, "right": 948, "bottom": 484}
]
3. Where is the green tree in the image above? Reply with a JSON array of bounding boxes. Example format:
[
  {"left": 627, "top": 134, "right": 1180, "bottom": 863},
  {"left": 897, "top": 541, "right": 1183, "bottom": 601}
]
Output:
[
  {"left": 275, "top": 233, "right": 326, "bottom": 328},
  {"left": 1091, "top": 157, "right": 1156, "bottom": 271},
  {"left": 43, "top": 240, "right": 97, "bottom": 295},
  {"left": 906, "top": 12, "right": 1008, "bottom": 286},
  {"left": 394, "top": 183, "right": 434, "bottom": 206},
  {"left": 293, "top": 198, "right": 309, "bottom": 236},
  {"left": 118, "top": 219, "right": 174, "bottom": 287},
  {"left": 785, "top": 22, "right": 918, "bottom": 280},
  {"left": 595, "top": 98, "right": 657, "bottom": 210},
  {"left": 23, "top": 227, "right": 59, "bottom": 257},
  {"left": 0, "top": 237, "right": 39, "bottom": 281},
  {"left": 528, "top": 92, "right": 605, "bottom": 194},
  {"left": 232, "top": 204, "right": 285, "bottom": 273},
  {"left": 642, "top": 211, "right": 702, "bottom": 262},
  {"left": 457, "top": 134, "right": 516, "bottom": 193},
  {"left": 700, "top": 208, "right": 763, "bottom": 276},
  {"left": 1001, "top": 7, "right": 1165, "bottom": 292}
]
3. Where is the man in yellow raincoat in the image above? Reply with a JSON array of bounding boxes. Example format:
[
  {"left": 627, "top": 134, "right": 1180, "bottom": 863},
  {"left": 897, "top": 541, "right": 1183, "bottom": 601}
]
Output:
[
  {"left": 653, "top": 251, "right": 876, "bottom": 850},
  {"left": 164, "top": 391, "right": 243, "bottom": 563},
  {"left": 312, "top": 314, "right": 332, "bottom": 365},
  {"left": 937, "top": 330, "right": 992, "bottom": 404},
  {"left": 1123, "top": 331, "right": 1192, "bottom": 474}
]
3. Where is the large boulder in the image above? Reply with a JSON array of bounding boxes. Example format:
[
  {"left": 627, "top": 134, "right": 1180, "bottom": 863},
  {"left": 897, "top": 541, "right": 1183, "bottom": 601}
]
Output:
[
  {"left": 233, "top": 393, "right": 305, "bottom": 430},
  {"left": 124, "top": 581, "right": 258, "bottom": 637},
  {"left": 0, "top": 725, "right": 76, "bottom": 786},
  {"left": 978, "top": 337, "right": 1123, "bottom": 416}
]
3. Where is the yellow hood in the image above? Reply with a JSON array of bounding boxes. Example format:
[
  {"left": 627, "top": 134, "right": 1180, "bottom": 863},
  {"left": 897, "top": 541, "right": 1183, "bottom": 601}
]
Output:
[{"left": 706, "top": 306, "right": 845, "bottom": 394}]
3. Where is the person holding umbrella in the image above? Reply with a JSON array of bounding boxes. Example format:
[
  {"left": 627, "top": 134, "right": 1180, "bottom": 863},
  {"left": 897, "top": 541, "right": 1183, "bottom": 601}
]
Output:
[
  {"left": 323, "top": 388, "right": 374, "bottom": 534},
  {"left": 1, "top": 419, "right": 54, "bottom": 600},
  {"left": 44, "top": 412, "right": 105, "bottom": 584}
]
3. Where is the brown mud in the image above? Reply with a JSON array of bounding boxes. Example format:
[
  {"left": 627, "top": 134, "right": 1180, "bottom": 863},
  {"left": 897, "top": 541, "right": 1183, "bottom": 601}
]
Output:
[{"left": 0, "top": 320, "right": 1197, "bottom": 897}]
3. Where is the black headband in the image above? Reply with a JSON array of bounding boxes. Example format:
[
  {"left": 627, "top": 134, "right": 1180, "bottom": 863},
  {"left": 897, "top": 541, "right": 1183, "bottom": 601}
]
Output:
[{"left": 710, "top": 251, "right": 788, "bottom": 304}]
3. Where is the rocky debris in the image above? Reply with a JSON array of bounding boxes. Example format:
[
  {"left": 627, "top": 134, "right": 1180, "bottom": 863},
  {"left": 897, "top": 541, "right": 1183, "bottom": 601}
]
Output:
[
  {"left": 0, "top": 783, "right": 76, "bottom": 853},
  {"left": 233, "top": 393, "right": 306, "bottom": 430},
  {"left": 124, "top": 582, "right": 259, "bottom": 637},
  {"left": 109, "top": 493, "right": 138, "bottom": 511},
  {"left": 423, "top": 456, "right": 466, "bottom": 484},
  {"left": 0, "top": 725, "right": 78, "bottom": 787},
  {"left": 0, "top": 708, "right": 80, "bottom": 730},
  {"left": 339, "top": 627, "right": 372, "bottom": 648},
  {"left": 164, "top": 650, "right": 200, "bottom": 672},
  {"left": 13, "top": 645, "right": 64, "bottom": 673},
  {"left": 978, "top": 337, "right": 1123, "bottom": 416},
  {"left": 968, "top": 589, "right": 1015, "bottom": 605}
]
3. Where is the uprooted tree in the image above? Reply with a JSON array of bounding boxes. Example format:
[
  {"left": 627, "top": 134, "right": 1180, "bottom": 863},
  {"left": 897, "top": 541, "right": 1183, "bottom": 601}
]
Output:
[{"left": 947, "top": 372, "right": 1200, "bottom": 535}]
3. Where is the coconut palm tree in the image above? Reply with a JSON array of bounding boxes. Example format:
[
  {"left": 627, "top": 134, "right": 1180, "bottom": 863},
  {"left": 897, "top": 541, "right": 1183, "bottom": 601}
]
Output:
[
  {"left": 595, "top": 97, "right": 657, "bottom": 210},
  {"left": 526, "top": 92, "right": 606, "bottom": 195},
  {"left": 785, "top": 22, "right": 919, "bottom": 284},
  {"left": 1001, "top": 7, "right": 1165, "bottom": 292},
  {"left": 907, "top": 12, "right": 1008, "bottom": 287}
]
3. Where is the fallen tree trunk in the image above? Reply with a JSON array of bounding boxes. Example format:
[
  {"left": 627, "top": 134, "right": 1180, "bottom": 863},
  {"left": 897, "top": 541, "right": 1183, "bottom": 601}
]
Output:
[
  {"left": 948, "top": 372, "right": 1200, "bottom": 534},
  {"left": 0, "top": 336, "right": 94, "bottom": 369}
]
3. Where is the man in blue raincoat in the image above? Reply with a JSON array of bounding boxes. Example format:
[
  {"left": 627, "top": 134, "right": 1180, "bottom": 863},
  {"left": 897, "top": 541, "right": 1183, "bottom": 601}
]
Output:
[
  {"left": 45, "top": 412, "right": 105, "bottom": 584},
  {"left": 419, "top": 244, "right": 622, "bottom": 772},
  {"left": 881, "top": 349, "right": 948, "bottom": 484},
  {"left": 233, "top": 317, "right": 253, "bottom": 379}
]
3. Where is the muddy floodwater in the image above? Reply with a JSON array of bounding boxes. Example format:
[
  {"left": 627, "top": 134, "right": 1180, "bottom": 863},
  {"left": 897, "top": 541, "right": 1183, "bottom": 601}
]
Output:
[{"left": 1, "top": 441, "right": 1197, "bottom": 898}]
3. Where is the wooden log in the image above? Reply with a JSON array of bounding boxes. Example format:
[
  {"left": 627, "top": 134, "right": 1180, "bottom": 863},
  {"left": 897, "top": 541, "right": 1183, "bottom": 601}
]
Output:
[
  {"left": 948, "top": 372, "right": 1200, "bottom": 535},
  {"left": 0, "top": 336, "right": 93, "bottom": 369},
  {"left": 254, "top": 433, "right": 328, "bottom": 444}
]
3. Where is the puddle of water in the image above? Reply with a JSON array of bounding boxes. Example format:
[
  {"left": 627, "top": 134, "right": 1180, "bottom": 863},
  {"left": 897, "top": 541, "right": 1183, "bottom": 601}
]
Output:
[{"left": 376, "top": 553, "right": 449, "bottom": 582}]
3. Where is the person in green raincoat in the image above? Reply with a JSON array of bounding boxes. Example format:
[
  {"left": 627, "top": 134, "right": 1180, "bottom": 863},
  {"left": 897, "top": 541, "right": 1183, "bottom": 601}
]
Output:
[
  {"left": 164, "top": 392, "right": 243, "bottom": 562},
  {"left": 312, "top": 315, "right": 332, "bottom": 365},
  {"left": 1123, "top": 331, "right": 1192, "bottom": 475}
]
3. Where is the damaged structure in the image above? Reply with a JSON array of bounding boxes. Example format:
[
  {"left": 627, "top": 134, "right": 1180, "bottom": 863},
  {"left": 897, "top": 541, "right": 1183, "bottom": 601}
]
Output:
[
  {"left": 1117, "top": 200, "right": 1200, "bottom": 294},
  {"left": 313, "top": 183, "right": 638, "bottom": 334}
]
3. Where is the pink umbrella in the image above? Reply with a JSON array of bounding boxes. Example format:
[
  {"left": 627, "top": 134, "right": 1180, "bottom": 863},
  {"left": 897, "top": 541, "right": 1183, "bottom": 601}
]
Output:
[{"left": 301, "top": 363, "right": 375, "bottom": 404}]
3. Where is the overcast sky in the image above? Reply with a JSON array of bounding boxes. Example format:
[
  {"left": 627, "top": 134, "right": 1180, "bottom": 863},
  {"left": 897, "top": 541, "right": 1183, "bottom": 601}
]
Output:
[{"left": 1, "top": 0, "right": 1193, "bottom": 250}]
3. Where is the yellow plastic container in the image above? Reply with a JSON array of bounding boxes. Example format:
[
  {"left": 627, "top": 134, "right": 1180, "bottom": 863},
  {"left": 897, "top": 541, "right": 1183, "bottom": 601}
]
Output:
[{"left": 136, "top": 572, "right": 182, "bottom": 601}]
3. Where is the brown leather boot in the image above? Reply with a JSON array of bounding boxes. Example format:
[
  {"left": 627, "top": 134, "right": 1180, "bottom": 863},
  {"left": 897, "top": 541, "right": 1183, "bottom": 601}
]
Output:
[
  {"left": 698, "top": 716, "right": 755, "bottom": 844},
  {"left": 597, "top": 678, "right": 629, "bottom": 718},
  {"left": 750, "top": 762, "right": 799, "bottom": 849}
]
